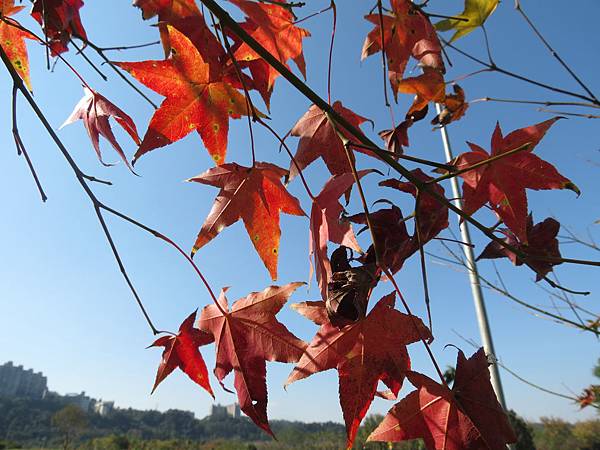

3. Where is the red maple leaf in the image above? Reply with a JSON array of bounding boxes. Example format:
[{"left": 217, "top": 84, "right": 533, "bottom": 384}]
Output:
[
  {"left": 287, "top": 293, "right": 431, "bottom": 449},
  {"left": 188, "top": 162, "right": 304, "bottom": 281},
  {"left": 0, "top": 2, "right": 34, "bottom": 90},
  {"left": 478, "top": 215, "right": 562, "bottom": 281},
  {"left": 229, "top": 0, "right": 310, "bottom": 92},
  {"left": 199, "top": 282, "right": 307, "bottom": 436},
  {"left": 368, "top": 348, "right": 517, "bottom": 449},
  {"left": 397, "top": 69, "right": 445, "bottom": 117},
  {"left": 455, "top": 118, "right": 579, "bottom": 242},
  {"left": 132, "top": 0, "right": 199, "bottom": 21},
  {"left": 432, "top": 84, "right": 469, "bottom": 126},
  {"left": 362, "top": 0, "right": 444, "bottom": 95},
  {"left": 31, "top": 0, "right": 87, "bottom": 55},
  {"left": 115, "top": 26, "right": 251, "bottom": 166},
  {"left": 310, "top": 171, "right": 371, "bottom": 300},
  {"left": 348, "top": 205, "right": 412, "bottom": 274},
  {"left": 288, "top": 101, "right": 373, "bottom": 181},
  {"left": 61, "top": 87, "right": 141, "bottom": 172},
  {"left": 148, "top": 310, "right": 214, "bottom": 397}
]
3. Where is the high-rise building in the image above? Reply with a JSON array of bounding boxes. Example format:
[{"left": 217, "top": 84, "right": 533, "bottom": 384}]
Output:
[{"left": 0, "top": 361, "right": 47, "bottom": 399}]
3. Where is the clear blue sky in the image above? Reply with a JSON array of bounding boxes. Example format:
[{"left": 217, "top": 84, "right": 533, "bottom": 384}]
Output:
[{"left": 0, "top": 0, "right": 599, "bottom": 425}]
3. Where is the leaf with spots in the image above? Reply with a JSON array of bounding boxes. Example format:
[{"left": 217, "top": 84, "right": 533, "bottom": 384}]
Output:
[
  {"left": 0, "top": 1, "right": 34, "bottom": 90},
  {"left": 199, "top": 282, "right": 307, "bottom": 437},
  {"left": 287, "top": 293, "right": 431, "bottom": 449},
  {"left": 149, "top": 310, "right": 214, "bottom": 397},
  {"left": 60, "top": 87, "right": 141, "bottom": 172},
  {"left": 368, "top": 348, "right": 517, "bottom": 450},
  {"left": 31, "top": 0, "right": 87, "bottom": 56},
  {"left": 115, "top": 26, "right": 251, "bottom": 166},
  {"left": 133, "top": 0, "right": 200, "bottom": 22},
  {"left": 188, "top": 161, "right": 304, "bottom": 281},
  {"left": 455, "top": 117, "right": 579, "bottom": 242}
]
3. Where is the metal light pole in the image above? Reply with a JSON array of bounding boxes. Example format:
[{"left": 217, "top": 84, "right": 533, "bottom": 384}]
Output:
[{"left": 435, "top": 104, "right": 508, "bottom": 410}]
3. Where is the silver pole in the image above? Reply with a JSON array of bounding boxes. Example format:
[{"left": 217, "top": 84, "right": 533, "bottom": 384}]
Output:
[{"left": 434, "top": 104, "right": 508, "bottom": 410}]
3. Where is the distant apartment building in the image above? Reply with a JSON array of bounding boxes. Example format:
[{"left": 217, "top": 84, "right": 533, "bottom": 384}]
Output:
[
  {"left": 210, "top": 403, "right": 241, "bottom": 419},
  {"left": 0, "top": 361, "right": 115, "bottom": 416},
  {"left": 0, "top": 361, "right": 47, "bottom": 399}
]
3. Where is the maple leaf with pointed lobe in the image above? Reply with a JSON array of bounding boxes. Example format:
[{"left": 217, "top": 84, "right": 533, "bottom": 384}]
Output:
[
  {"left": 0, "top": 1, "right": 34, "bottom": 90},
  {"left": 115, "top": 26, "right": 251, "bottom": 166},
  {"left": 381, "top": 168, "right": 449, "bottom": 246},
  {"left": 133, "top": 0, "right": 206, "bottom": 57},
  {"left": 455, "top": 117, "right": 579, "bottom": 243},
  {"left": 362, "top": 0, "right": 444, "bottom": 95},
  {"left": 149, "top": 310, "right": 214, "bottom": 396},
  {"left": 61, "top": 87, "right": 141, "bottom": 172},
  {"left": 229, "top": 0, "right": 310, "bottom": 92},
  {"left": 432, "top": 84, "right": 469, "bottom": 126},
  {"left": 397, "top": 69, "right": 445, "bottom": 117},
  {"left": 287, "top": 293, "right": 431, "bottom": 449},
  {"left": 309, "top": 171, "right": 371, "bottom": 300},
  {"left": 189, "top": 162, "right": 304, "bottom": 280},
  {"left": 368, "top": 348, "right": 517, "bottom": 449},
  {"left": 288, "top": 101, "right": 373, "bottom": 181},
  {"left": 199, "top": 282, "right": 307, "bottom": 437},
  {"left": 478, "top": 215, "right": 562, "bottom": 281},
  {"left": 436, "top": 0, "right": 499, "bottom": 43},
  {"left": 31, "top": 0, "right": 87, "bottom": 55}
]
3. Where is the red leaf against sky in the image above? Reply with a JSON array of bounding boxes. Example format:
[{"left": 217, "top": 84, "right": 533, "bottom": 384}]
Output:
[
  {"left": 288, "top": 101, "right": 373, "bottom": 181},
  {"left": 362, "top": 0, "right": 444, "bottom": 95},
  {"left": 368, "top": 348, "right": 517, "bottom": 449},
  {"left": 287, "top": 293, "right": 431, "bottom": 449},
  {"left": 349, "top": 205, "right": 412, "bottom": 274},
  {"left": 229, "top": 0, "right": 310, "bottom": 93},
  {"left": 478, "top": 215, "right": 562, "bottom": 281},
  {"left": 379, "top": 119, "right": 412, "bottom": 156},
  {"left": 133, "top": 0, "right": 207, "bottom": 57},
  {"left": 199, "top": 283, "right": 307, "bottom": 437},
  {"left": 310, "top": 172, "right": 370, "bottom": 300},
  {"left": 31, "top": 0, "right": 87, "bottom": 55},
  {"left": 189, "top": 162, "right": 304, "bottom": 281},
  {"left": 133, "top": 0, "right": 199, "bottom": 21},
  {"left": 455, "top": 118, "right": 579, "bottom": 242},
  {"left": 397, "top": 69, "right": 445, "bottom": 117},
  {"left": 61, "top": 87, "right": 141, "bottom": 172},
  {"left": 115, "top": 26, "right": 251, "bottom": 166},
  {"left": 381, "top": 168, "right": 449, "bottom": 247},
  {"left": 0, "top": 1, "right": 34, "bottom": 91},
  {"left": 149, "top": 310, "right": 214, "bottom": 397},
  {"left": 432, "top": 84, "right": 469, "bottom": 126}
]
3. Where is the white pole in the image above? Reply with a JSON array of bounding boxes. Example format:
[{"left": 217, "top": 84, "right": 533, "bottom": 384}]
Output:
[{"left": 435, "top": 104, "right": 508, "bottom": 410}]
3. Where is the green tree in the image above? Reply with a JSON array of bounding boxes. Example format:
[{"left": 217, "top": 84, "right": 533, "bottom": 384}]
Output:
[
  {"left": 573, "top": 420, "right": 600, "bottom": 450},
  {"left": 52, "top": 405, "right": 89, "bottom": 450},
  {"left": 507, "top": 410, "right": 536, "bottom": 450},
  {"left": 534, "top": 417, "right": 577, "bottom": 450}
]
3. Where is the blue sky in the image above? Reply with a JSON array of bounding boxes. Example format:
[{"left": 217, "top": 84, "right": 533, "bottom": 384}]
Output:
[{"left": 0, "top": 0, "right": 599, "bottom": 426}]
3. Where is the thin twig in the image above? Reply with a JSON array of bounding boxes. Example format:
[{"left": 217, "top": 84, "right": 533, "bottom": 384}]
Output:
[
  {"left": 514, "top": 0, "right": 598, "bottom": 104},
  {"left": 11, "top": 85, "right": 47, "bottom": 202},
  {"left": 443, "top": 39, "right": 599, "bottom": 105}
]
